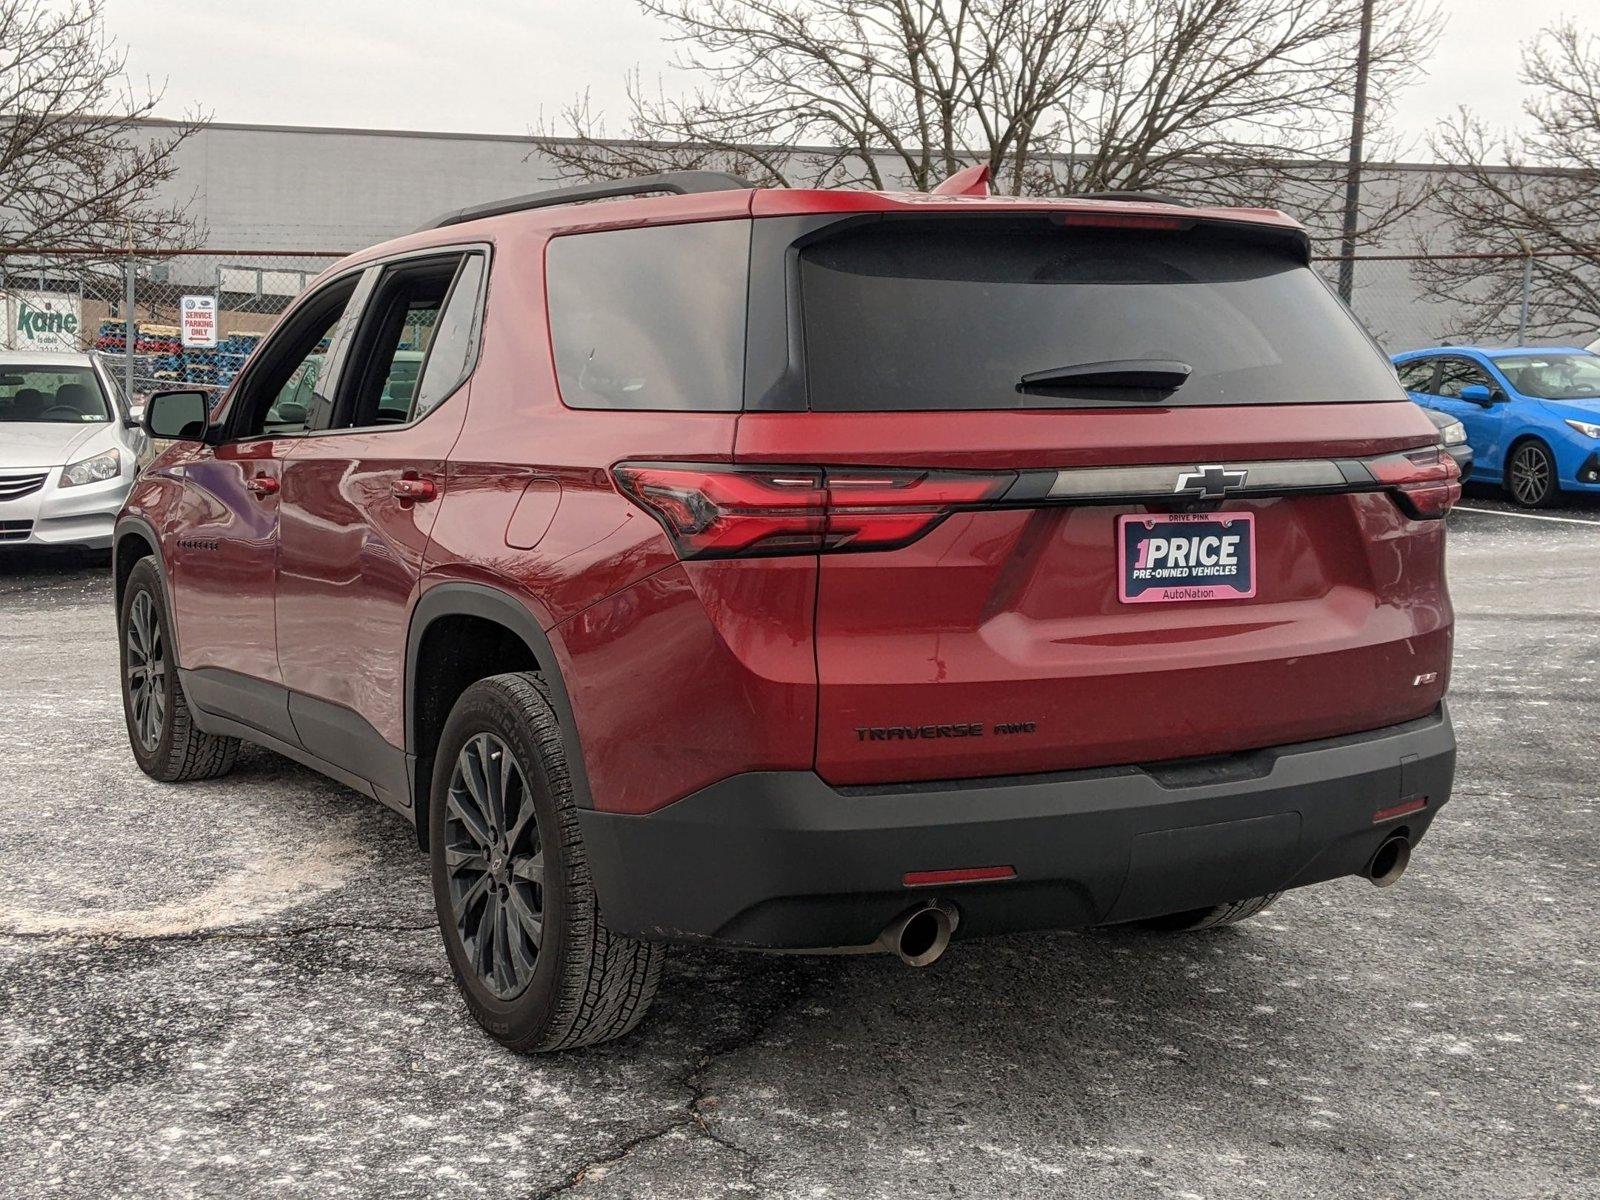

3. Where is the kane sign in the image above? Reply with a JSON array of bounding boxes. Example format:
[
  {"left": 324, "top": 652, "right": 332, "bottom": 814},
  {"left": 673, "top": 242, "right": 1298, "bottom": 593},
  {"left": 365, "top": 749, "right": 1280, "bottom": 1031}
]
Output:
[
  {"left": 4, "top": 291, "right": 82, "bottom": 351},
  {"left": 180, "top": 295, "right": 217, "bottom": 348}
]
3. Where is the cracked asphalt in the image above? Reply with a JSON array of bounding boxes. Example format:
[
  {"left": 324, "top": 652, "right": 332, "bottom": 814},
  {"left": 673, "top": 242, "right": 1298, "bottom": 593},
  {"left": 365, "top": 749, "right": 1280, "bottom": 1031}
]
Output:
[{"left": 1, "top": 496, "right": 1596, "bottom": 1199}]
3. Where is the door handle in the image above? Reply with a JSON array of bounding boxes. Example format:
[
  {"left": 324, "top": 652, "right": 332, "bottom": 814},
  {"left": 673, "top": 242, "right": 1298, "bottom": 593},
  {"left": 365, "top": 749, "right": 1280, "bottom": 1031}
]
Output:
[
  {"left": 245, "top": 474, "right": 279, "bottom": 497},
  {"left": 392, "top": 478, "right": 437, "bottom": 502}
]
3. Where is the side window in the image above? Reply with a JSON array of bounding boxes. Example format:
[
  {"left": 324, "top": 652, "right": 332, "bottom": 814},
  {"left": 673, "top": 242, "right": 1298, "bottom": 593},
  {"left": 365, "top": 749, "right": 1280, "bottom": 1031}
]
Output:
[
  {"left": 547, "top": 221, "right": 750, "bottom": 411},
  {"left": 413, "top": 255, "right": 486, "bottom": 419},
  {"left": 1434, "top": 358, "right": 1492, "bottom": 399},
  {"left": 232, "top": 277, "right": 360, "bottom": 438},
  {"left": 334, "top": 254, "right": 477, "bottom": 429},
  {"left": 1396, "top": 358, "right": 1435, "bottom": 393}
]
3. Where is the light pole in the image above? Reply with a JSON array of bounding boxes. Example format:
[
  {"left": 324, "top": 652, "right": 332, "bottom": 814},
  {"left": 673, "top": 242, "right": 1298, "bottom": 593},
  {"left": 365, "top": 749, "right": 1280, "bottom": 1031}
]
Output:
[{"left": 1338, "top": 0, "right": 1376, "bottom": 304}]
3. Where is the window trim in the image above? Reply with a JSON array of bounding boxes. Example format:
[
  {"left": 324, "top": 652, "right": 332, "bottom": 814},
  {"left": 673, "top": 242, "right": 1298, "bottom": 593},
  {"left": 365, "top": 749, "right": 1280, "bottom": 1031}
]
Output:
[
  {"left": 217, "top": 240, "right": 490, "bottom": 444},
  {"left": 315, "top": 249, "right": 489, "bottom": 435},
  {"left": 1430, "top": 354, "right": 1498, "bottom": 401},
  {"left": 219, "top": 269, "right": 373, "bottom": 444},
  {"left": 409, "top": 253, "right": 486, "bottom": 422},
  {"left": 304, "top": 242, "right": 491, "bottom": 439}
]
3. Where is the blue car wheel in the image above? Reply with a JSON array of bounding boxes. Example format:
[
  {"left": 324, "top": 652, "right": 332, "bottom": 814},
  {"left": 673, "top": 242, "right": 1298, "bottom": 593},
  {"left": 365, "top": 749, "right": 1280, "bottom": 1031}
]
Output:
[{"left": 1506, "top": 438, "right": 1559, "bottom": 508}]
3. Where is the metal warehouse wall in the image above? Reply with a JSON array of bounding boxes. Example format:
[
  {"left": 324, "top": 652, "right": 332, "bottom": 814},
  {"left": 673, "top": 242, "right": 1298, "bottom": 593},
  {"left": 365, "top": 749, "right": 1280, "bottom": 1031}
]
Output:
[
  {"left": 151, "top": 121, "right": 569, "bottom": 249},
  {"left": 134, "top": 120, "right": 1577, "bottom": 352}
]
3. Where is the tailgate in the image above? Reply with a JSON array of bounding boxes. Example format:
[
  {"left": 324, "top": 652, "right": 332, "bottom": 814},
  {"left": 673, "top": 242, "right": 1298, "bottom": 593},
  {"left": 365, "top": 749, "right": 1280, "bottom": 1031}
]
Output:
[{"left": 735, "top": 405, "right": 1452, "bottom": 786}]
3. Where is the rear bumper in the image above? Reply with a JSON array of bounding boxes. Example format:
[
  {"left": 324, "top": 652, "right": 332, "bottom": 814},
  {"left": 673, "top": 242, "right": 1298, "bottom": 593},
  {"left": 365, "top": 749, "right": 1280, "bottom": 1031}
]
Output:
[{"left": 578, "top": 706, "right": 1455, "bottom": 949}]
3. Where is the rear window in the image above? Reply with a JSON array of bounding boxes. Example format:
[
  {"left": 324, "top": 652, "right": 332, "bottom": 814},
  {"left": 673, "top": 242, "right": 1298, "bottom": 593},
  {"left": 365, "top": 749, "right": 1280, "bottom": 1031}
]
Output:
[
  {"left": 547, "top": 221, "right": 750, "bottom": 411},
  {"left": 798, "top": 220, "right": 1405, "bottom": 410}
]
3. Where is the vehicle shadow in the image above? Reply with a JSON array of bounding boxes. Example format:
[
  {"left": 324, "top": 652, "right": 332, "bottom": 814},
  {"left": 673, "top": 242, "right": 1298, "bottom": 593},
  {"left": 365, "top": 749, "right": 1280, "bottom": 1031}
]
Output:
[
  {"left": 1460, "top": 480, "right": 1600, "bottom": 514},
  {"left": 0, "top": 545, "right": 112, "bottom": 575}
]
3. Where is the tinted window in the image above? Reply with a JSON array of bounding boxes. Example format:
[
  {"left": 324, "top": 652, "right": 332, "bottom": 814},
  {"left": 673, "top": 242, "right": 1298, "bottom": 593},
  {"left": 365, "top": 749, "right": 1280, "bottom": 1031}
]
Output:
[
  {"left": 413, "top": 254, "right": 485, "bottom": 418},
  {"left": 1396, "top": 358, "right": 1435, "bottom": 392},
  {"left": 0, "top": 366, "right": 109, "bottom": 422},
  {"left": 1434, "top": 358, "right": 1494, "bottom": 399},
  {"left": 547, "top": 221, "right": 749, "bottom": 411},
  {"left": 799, "top": 221, "right": 1407, "bottom": 410}
]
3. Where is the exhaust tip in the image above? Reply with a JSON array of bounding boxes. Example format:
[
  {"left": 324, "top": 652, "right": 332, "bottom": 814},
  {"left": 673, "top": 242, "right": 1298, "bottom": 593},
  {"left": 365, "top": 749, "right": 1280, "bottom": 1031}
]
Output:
[
  {"left": 880, "top": 903, "right": 955, "bottom": 967},
  {"left": 1367, "top": 834, "right": 1412, "bottom": 888}
]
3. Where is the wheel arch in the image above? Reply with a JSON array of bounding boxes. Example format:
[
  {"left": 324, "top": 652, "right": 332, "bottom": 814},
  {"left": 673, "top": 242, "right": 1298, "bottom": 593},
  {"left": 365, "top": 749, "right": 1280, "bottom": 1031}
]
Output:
[
  {"left": 113, "top": 517, "right": 180, "bottom": 662},
  {"left": 405, "top": 582, "right": 591, "bottom": 849}
]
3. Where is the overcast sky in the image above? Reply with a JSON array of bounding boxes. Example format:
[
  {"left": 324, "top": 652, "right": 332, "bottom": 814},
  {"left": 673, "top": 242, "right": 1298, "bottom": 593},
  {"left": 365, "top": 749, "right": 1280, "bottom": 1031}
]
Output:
[{"left": 107, "top": 0, "right": 1581, "bottom": 158}]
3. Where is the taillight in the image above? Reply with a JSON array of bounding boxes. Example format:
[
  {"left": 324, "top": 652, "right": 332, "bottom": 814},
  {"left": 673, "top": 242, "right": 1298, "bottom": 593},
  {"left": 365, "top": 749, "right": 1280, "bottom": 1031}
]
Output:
[
  {"left": 1367, "top": 447, "right": 1461, "bottom": 519},
  {"left": 1054, "top": 212, "right": 1191, "bottom": 232},
  {"left": 612, "top": 463, "right": 1016, "bottom": 559}
]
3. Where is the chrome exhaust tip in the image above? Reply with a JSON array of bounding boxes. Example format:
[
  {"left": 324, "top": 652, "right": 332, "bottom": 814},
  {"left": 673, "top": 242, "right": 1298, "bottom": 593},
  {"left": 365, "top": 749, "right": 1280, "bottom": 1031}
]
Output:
[
  {"left": 879, "top": 902, "right": 956, "bottom": 967},
  {"left": 1366, "top": 834, "right": 1412, "bottom": 888}
]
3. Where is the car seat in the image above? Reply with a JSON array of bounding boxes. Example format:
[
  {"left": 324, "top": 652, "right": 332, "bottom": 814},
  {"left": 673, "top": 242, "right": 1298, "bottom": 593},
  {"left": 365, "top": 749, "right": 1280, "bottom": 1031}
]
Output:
[{"left": 54, "top": 382, "right": 99, "bottom": 416}]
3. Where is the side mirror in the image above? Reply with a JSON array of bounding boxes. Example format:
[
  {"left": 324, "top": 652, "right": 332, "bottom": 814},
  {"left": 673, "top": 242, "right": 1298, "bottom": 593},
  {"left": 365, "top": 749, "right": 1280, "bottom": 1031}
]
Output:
[
  {"left": 1458, "top": 383, "right": 1494, "bottom": 406},
  {"left": 144, "top": 389, "right": 210, "bottom": 440}
]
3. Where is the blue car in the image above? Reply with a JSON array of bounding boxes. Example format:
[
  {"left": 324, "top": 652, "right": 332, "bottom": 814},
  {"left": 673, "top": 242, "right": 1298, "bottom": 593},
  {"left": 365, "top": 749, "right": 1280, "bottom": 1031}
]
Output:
[{"left": 1392, "top": 346, "right": 1600, "bottom": 508}]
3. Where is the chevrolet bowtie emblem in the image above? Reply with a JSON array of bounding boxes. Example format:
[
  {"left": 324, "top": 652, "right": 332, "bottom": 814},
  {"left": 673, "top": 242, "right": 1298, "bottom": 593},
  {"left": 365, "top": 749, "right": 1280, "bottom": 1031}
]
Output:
[{"left": 1174, "top": 465, "right": 1249, "bottom": 498}]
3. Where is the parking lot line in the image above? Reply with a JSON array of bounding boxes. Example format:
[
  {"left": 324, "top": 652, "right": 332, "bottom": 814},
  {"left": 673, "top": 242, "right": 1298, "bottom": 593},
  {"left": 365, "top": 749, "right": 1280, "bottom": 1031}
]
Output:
[{"left": 1454, "top": 506, "right": 1600, "bottom": 526}]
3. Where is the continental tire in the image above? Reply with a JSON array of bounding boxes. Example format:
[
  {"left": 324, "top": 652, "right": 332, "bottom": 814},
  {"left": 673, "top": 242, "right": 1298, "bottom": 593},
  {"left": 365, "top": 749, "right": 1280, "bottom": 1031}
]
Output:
[
  {"left": 119, "top": 558, "right": 240, "bottom": 783},
  {"left": 428, "top": 672, "right": 664, "bottom": 1052}
]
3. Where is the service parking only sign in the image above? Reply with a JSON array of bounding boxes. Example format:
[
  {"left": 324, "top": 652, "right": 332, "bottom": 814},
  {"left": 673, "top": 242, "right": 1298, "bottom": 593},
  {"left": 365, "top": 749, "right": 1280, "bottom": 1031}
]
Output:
[{"left": 180, "top": 295, "right": 217, "bottom": 348}]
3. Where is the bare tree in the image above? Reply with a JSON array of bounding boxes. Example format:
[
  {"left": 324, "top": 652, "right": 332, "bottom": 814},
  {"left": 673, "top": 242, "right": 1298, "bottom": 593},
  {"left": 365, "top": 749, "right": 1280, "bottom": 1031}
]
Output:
[
  {"left": 0, "top": 0, "right": 200, "bottom": 251},
  {"left": 530, "top": 0, "right": 1439, "bottom": 244},
  {"left": 1418, "top": 22, "right": 1600, "bottom": 341}
]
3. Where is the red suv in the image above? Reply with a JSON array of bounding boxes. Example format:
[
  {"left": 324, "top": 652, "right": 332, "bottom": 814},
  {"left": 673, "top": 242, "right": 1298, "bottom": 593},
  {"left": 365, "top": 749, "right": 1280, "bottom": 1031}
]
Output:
[{"left": 117, "top": 172, "right": 1458, "bottom": 1052}]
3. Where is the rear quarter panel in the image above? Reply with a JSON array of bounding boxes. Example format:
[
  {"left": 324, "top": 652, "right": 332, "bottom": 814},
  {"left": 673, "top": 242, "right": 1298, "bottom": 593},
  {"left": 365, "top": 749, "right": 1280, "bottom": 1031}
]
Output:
[{"left": 421, "top": 223, "right": 818, "bottom": 814}]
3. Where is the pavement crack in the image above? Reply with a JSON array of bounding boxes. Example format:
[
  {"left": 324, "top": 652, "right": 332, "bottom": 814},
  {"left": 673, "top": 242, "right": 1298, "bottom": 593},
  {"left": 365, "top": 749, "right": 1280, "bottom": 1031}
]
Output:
[
  {"left": 526, "top": 1119, "right": 692, "bottom": 1200},
  {"left": 0, "top": 919, "right": 435, "bottom": 945},
  {"left": 526, "top": 958, "right": 845, "bottom": 1198}
]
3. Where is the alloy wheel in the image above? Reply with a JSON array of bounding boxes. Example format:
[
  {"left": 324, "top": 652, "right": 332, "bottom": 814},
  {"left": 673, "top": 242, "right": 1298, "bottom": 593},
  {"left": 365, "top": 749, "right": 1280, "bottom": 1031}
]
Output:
[
  {"left": 1509, "top": 444, "right": 1552, "bottom": 507},
  {"left": 126, "top": 591, "right": 166, "bottom": 752},
  {"left": 444, "top": 732, "right": 545, "bottom": 999}
]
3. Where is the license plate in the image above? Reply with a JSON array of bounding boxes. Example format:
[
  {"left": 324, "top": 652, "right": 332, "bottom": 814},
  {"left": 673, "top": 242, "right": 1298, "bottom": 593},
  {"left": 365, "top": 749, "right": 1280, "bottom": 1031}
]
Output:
[{"left": 1118, "top": 512, "right": 1256, "bottom": 604}]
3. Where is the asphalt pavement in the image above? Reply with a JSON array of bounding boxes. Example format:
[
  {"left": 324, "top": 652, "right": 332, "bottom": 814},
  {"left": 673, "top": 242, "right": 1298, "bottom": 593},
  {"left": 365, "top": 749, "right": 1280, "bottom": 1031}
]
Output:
[{"left": 0, "top": 498, "right": 1595, "bottom": 1199}]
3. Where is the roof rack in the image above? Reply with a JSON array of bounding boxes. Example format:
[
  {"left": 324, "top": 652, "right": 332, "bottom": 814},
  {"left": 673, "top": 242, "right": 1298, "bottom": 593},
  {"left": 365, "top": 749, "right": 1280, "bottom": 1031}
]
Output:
[
  {"left": 1077, "top": 190, "right": 1191, "bottom": 207},
  {"left": 424, "top": 171, "right": 757, "bottom": 230}
]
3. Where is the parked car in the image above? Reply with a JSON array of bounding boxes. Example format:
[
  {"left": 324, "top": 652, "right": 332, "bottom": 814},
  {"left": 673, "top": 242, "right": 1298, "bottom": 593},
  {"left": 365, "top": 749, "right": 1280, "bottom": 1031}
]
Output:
[
  {"left": 116, "top": 173, "right": 1459, "bottom": 1052},
  {"left": 1419, "top": 406, "right": 1474, "bottom": 478},
  {"left": 0, "top": 350, "right": 147, "bottom": 549},
  {"left": 1393, "top": 346, "right": 1600, "bottom": 508}
]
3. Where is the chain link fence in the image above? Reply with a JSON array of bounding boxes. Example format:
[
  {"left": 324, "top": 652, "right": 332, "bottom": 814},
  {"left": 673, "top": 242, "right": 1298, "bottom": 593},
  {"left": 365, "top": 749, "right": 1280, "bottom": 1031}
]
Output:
[
  {"left": 3, "top": 246, "right": 1595, "bottom": 404},
  {"left": 0, "top": 249, "right": 344, "bottom": 402}
]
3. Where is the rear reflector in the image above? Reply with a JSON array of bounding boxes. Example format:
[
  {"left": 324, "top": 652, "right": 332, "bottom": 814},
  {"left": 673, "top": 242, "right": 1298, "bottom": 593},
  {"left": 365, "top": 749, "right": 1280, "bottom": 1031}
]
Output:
[
  {"left": 1372, "top": 796, "right": 1428, "bottom": 823},
  {"left": 1366, "top": 447, "right": 1461, "bottom": 519},
  {"left": 903, "top": 865, "right": 1017, "bottom": 888},
  {"left": 613, "top": 463, "right": 1016, "bottom": 559}
]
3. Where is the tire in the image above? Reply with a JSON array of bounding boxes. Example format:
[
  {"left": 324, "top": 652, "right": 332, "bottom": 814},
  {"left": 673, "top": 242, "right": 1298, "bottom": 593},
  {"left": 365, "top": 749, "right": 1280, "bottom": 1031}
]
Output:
[
  {"left": 1504, "top": 438, "right": 1561, "bottom": 509},
  {"left": 1133, "top": 893, "right": 1281, "bottom": 932},
  {"left": 428, "top": 672, "right": 664, "bottom": 1052},
  {"left": 119, "top": 558, "right": 240, "bottom": 782}
]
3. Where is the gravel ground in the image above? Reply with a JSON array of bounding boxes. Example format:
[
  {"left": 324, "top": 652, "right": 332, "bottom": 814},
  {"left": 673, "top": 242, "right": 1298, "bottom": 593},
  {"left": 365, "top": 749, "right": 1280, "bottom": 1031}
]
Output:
[{"left": 1, "top": 501, "right": 1596, "bottom": 1200}]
